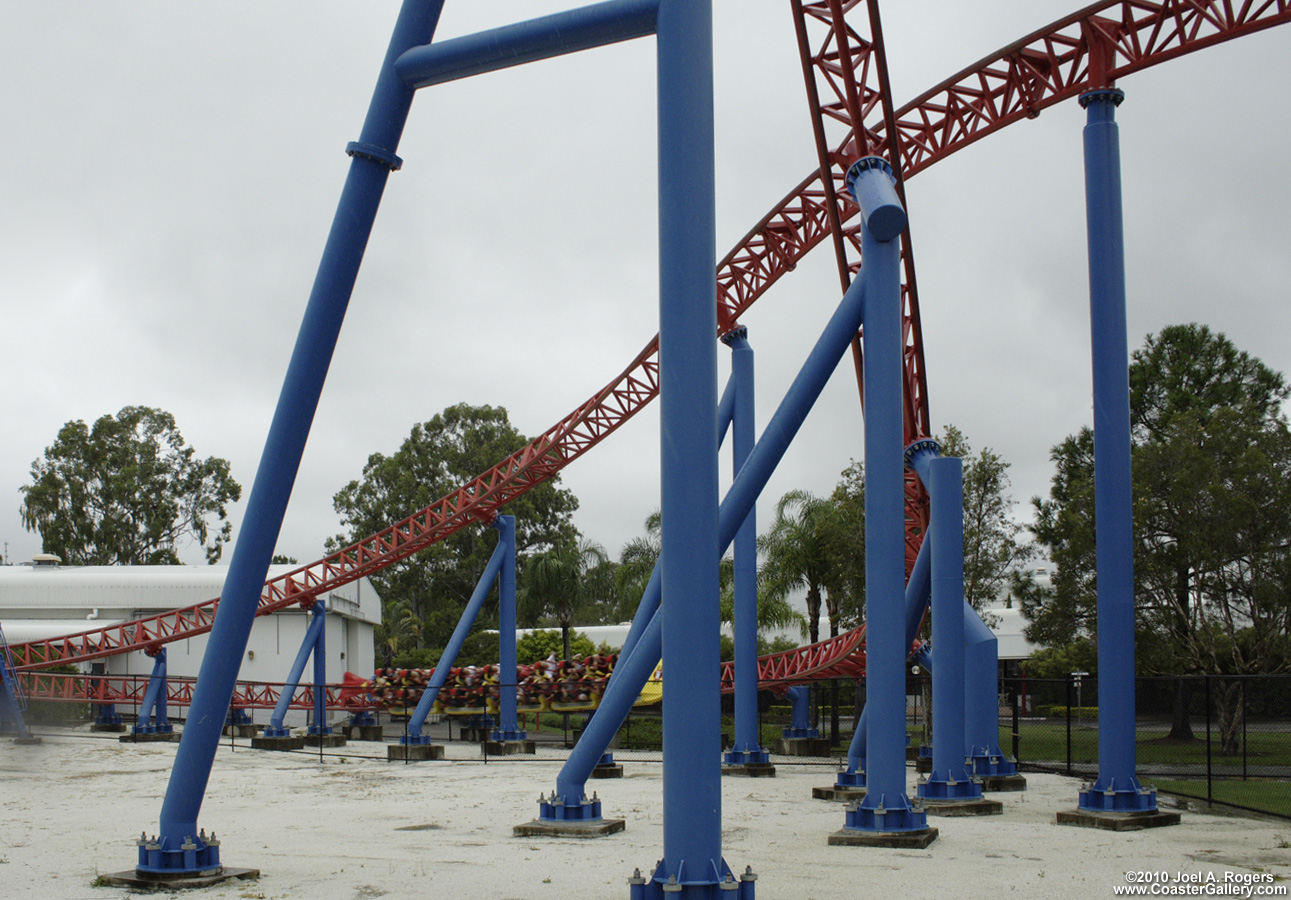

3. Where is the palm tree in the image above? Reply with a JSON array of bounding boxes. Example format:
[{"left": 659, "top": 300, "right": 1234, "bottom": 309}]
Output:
[
  {"left": 524, "top": 536, "right": 610, "bottom": 661},
  {"left": 616, "top": 510, "right": 661, "bottom": 619},
  {"left": 758, "top": 489, "right": 836, "bottom": 644}
]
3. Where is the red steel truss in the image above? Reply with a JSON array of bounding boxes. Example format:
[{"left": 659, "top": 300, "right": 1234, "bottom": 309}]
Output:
[
  {"left": 19, "top": 670, "right": 372, "bottom": 712},
  {"left": 13, "top": 0, "right": 1289, "bottom": 681}
]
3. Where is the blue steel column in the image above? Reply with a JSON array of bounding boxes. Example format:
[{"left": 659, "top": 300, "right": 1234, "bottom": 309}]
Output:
[
  {"left": 651, "top": 0, "right": 732, "bottom": 892},
  {"left": 134, "top": 649, "right": 173, "bottom": 735},
  {"left": 308, "top": 604, "right": 330, "bottom": 736},
  {"left": 1078, "top": 87, "right": 1154, "bottom": 813},
  {"left": 963, "top": 604, "right": 1016, "bottom": 776},
  {"left": 841, "top": 157, "right": 928, "bottom": 836},
  {"left": 916, "top": 458, "right": 981, "bottom": 802},
  {"left": 402, "top": 534, "right": 507, "bottom": 743},
  {"left": 140, "top": 1, "right": 448, "bottom": 876},
  {"left": 264, "top": 602, "right": 327, "bottom": 737},
  {"left": 547, "top": 262, "right": 871, "bottom": 830},
  {"left": 492, "top": 516, "right": 523, "bottom": 741},
  {"left": 722, "top": 326, "right": 769, "bottom": 769}
]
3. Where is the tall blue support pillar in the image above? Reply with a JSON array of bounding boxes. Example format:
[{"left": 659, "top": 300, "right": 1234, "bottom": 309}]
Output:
[
  {"left": 916, "top": 459, "right": 999, "bottom": 814},
  {"left": 491, "top": 516, "right": 525, "bottom": 743},
  {"left": 1069, "top": 88, "right": 1159, "bottom": 819},
  {"left": 308, "top": 604, "right": 331, "bottom": 737},
  {"left": 132, "top": 2, "right": 449, "bottom": 880},
  {"left": 722, "top": 327, "right": 771, "bottom": 775},
  {"left": 637, "top": 0, "right": 753, "bottom": 894},
  {"left": 831, "top": 157, "right": 934, "bottom": 847}
]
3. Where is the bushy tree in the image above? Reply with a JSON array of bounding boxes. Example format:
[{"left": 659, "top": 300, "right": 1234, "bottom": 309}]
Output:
[
  {"left": 1030, "top": 325, "right": 1291, "bottom": 749},
  {"left": 935, "top": 425, "right": 1034, "bottom": 614},
  {"left": 330, "top": 403, "right": 579, "bottom": 649},
  {"left": 516, "top": 629, "right": 598, "bottom": 664},
  {"left": 20, "top": 406, "right": 240, "bottom": 565}
]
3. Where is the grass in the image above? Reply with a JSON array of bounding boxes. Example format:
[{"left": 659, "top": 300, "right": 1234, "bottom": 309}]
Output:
[
  {"left": 1004, "top": 722, "right": 1291, "bottom": 769},
  {"left": 1006, "top": 719, "right": 1291, "bottom": 818},
  {"left": 1154, "top": 778, "right": 1291, "bottom": 818}
]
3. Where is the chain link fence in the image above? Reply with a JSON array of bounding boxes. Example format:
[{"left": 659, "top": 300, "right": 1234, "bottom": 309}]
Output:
[{"left": 1000, "top": 673, "right": 1291, "bottom": 819}]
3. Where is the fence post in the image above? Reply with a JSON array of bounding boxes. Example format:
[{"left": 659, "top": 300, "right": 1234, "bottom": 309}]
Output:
[
  {"left": 1205, "top": 675, "right": 1213, "bottom": 806},
  {"left": 1065, "top": 673, "right": 1073, "bottom": 777},
  {"left": 1241, "top": 679, "right": 1248, "bottom": 782},
  {"left": 1010, "top": 681, "right": 1021, "bottom": 764}
]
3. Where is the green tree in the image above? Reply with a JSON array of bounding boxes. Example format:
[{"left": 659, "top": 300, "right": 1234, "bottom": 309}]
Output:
[
  {"left": 516, "top": 628, "right": 598, "bottom": 664},
  {"left": 936, "top": 425, "right": 1035, "bottom": 614},
  {"left": 1030, "top": 325, "right": 1291, "bottom": 749},
  {"left": 521, "top": 535, "right": 609, "bottom": 661},
  {"left": 758, "top": 489, "right": 835, "bottom": 644},
  {"left": 330, "top": 403, "right": 579, "bottom": 650},
  {"left": 19, "top": 406, "right": 241, "bottom": 565},
  {"left": 615, "top": 510, "right": 661, "bottom": 622}
]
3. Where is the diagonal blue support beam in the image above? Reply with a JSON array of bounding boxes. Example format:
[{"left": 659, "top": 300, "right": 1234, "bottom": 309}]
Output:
[
  {"left": 395, "top": 0, "right": 658, "bottom": 89},
  {"left": 134, "top": 649, "right": 174, "bottom": 736},
  {"left": 402, "top": 528, "right": 509, "bottom": 744},
  {"left": 263, "top": 603, "right": 327, "bottom": 737},
  {"left": 141, "top": 0, "right": 449, "bottom": 879},
  {"left": 545, "top": 234, "right": 873, "bottom": 819}
]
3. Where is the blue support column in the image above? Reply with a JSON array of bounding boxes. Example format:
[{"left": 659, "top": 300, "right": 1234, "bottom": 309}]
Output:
[
  {"left": 133, "top": 649, "right": 174, "bottom": 735},
  {"left": 1077, "top": 88, "right": 1155, "bottom": 815},
  {"left": 963, "top": 607, "right": 1017, "bottom": 777},
  {"left": 916, "top": 458, "right": 982, "bottom": 804},
  {"left": 649, "top": 0, "right": 737, "bottom": 891},
  {"left": 838, "top": 522, "right": 932, "bottom": 790},
  {"left": 262, "top": 603, "right": 328, "bottom": 737},
  {"left": 834, "top": 157, "right": 932, "bottom": 842},
  {"left": 0, "top": 624, "right": 36, "bottom": 742},
  {"left": 722, "top": 326, "right": 770, "bottom": 771},
  {"left": 537, "top": 216, "right": 873, "bottom": 833},
  {"left": 308, "top": 605, "right": 331, "bottom": 737},
  {"left": 402, "top": 529, "right": 508, "bottom": 743},
  {"left": 138, "top": 0, "right": 448, "bottom": 878},
  {"left": 783, "top": 687, "right": 816, "bottom": 738},
  {"left": 491, "top": 516, "right": 525, "bottom": 742}
]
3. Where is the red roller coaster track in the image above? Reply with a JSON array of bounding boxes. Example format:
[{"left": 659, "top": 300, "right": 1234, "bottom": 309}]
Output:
[{"left": 12, "top": 1, "right": 1290, "bottom": 693}]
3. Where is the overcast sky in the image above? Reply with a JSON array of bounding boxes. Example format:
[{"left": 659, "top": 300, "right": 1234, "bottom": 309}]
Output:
[{"left": 1, "top": 2, "right": 1288, "bottom": 573}]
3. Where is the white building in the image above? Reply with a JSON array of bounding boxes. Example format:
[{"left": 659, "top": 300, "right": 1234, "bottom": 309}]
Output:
[{"left": 0, "top": 557, "right": 381, "bottom": 687}]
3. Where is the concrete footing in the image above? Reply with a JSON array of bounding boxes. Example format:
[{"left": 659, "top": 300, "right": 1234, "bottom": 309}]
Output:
[
  {"left": 343, "top": 725, "right": 385, "bottom": 742},
  {"left": 484, "top": 739, "right": 535, "bottom": 756},
  {"left": 722, "top": 763, "right": 777, "bottom": 778},
  {"left": 922, "top": 797, "right": 1004, "bottom": 817},
  {"left": 981, "top": 773, "right": 1028, "bottom": 792},
  {"left": 812, "top": 786, "right": 866, "bottom": 802},
  {"left": 222, "top": 725, "right": 258, "bottom": 738},
  {"left": 387, "top": 743, "right": 445, "bottom": 762},
  {"left": 591, "top": 762, "right": 624, "bottom": 779},
  {"left": 250, "top": 735, "right": 306, "bottom": 752},
  {"left": 1056, "top": 808, "right": 1182, "bottom": 831},
  {"left": 303, "top": 733, "right": 347, "bottom": 748},
  {"left": 97, "top": 867, "right": 259, "bottom": 890},
  {"left": 91, "top": 723, "right": 127, "bottom": 733},
  {"left": 12, "top": 736, "right": 44, "bottom": 745},
  {"left": 776, "top": 737, "right": 831, "bottom": 757},
  {"left": 513, "top": 818, "right": 626, "bottom": 838},
  {"left": 828, "top": 826, "right": 939, "bottom": 848},
  {"left": 120, "top": 732, "right": 180, "bottom": 744}
]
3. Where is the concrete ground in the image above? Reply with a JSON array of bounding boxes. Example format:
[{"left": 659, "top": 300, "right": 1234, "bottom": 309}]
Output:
[{"left": 3, "top": 727, "right": 1290, "bottom": 899}]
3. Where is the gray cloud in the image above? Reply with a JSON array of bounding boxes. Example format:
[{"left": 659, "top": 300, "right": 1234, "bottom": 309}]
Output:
[{"left": 2, "top": 2, "right": 1287, "bottom": 573}]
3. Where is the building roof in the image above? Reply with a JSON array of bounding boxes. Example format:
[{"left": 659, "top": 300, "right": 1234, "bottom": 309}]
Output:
[{"left": 0, "top": 562, "right": 382, "bottom": 629}]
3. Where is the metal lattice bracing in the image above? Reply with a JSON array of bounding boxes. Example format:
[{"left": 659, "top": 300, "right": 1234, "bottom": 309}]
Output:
[{"left": 13, "top": 0, "right": 1290, "bottom": 682}]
